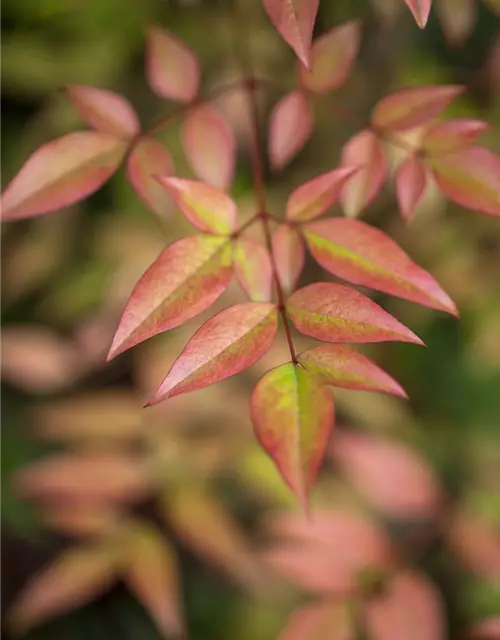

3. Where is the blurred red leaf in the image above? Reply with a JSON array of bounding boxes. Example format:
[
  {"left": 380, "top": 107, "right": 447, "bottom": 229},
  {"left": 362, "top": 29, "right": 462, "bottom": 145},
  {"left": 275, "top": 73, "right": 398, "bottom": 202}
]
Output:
[
  {"left": 470, "top": 617, "right": 500, "bottom": 639},
  {"left": 233, "top": 238, "right": 274, "bottom": 302},
  {"left": 67, "top": 85, "right": 140, "bottom": 138},
  {"left": 40, "top": 503, "right": 119, "bottom": 538},
  {"left": 268, "top": 90, "right": 313, "bottom": 171},
  {"left": 107, "top": 235, "right": 232, "bottom": 360},
  {"left": 395, "top": 154, "right": 427, "bottom": 221},
  {"left": 1, "top": 132, "right": 126, "bottom": 221},
  {"left": 181, "top": 104, "right": 236, "bottom": 189},
  {"left": 302, "top": 218, "right": 458, "bottom": 314},
  {"left": 127, "top": 137, "right": 174, "bottom": 217},
  {"left": 422, "top": 119, "right": 491, "bottom": 155},
  {"left": 146, "top": 25, "right": 200, "bottom": 103},
  {"left": 403, "top": 0, "right": 432, "bottom": 28},
  {"left": 278, "top": 600, "right": 352, "bottom": 640},
  {"left": 272, "top": 224, "right": 305, "bottom": 294}
]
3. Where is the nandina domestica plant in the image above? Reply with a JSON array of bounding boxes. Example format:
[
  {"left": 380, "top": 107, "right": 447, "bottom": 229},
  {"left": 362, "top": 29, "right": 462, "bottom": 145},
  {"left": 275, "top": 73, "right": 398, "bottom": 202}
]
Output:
[{"left": 2, "top": 1, "right": 500, "bottom": 638}]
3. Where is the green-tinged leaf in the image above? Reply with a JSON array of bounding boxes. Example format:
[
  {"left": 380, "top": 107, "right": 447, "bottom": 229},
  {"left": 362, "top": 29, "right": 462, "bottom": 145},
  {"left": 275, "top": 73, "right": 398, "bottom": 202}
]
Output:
[
  {"left": 302, "top": 218, "right": 457, "bottom": 314},
  {"left": 278, "top": 601, "right": 352, "bottom": 640},
  {"left": 272, "top": 224, "right": 305, "bottom": 294},
  {"left": 1, "top": 132, "right": 127, "bottom": 221},
  {"left": 127, "top": 137, "right": 174, "bottom": 217},
  {"left": 422, "top": 119, "right": 491, "bottom": 156},
  {"left": 251, "top": 363, "right": 334, "bottom": 509},
  {"left": 155, "top": 177, "right": 237, "bottom": 234},
  {"left": 107, "top": 235, "right": 233, "bottom": 360},
  {"left": 233, "top": 238, "right": 273, "bottom": 301},
  {"left": 288, "top": 282, "right": 422, "bottom": 344},
  {"left": 148, "top": 302, "right": 278, "bottom": 404},
  {"left": 297, "top": 344, "right": 407, "bottom": 397}
]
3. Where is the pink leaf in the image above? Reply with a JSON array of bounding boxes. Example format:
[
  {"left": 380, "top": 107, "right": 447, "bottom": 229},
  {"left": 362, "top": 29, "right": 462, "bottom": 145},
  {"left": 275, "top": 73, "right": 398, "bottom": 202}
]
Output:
[
  {"left": 126, "top": 137, "right": 174, "bottom": 217},
  {"left": 422, "top": 119, "right": 491, "bottom": 156},
  {"left": 339, "top": 129, "right": 387, "bottom": 217},
  {"left": 233, "top": 238, "right": 273, "bottom": 302},
  {"left": 395, "top": 155, "right": 427, "bottom": 221},
  {"left": 272, "top": 224, "right": 305, "bottom": 293},
  {"left": 366, "top": 572, "right": 445, "bottom": 640},
  {"left": 146, "top": 25, "right": 200, "bottom": 103},
  {"left": 66, "top": 85, "right": 140, "bottom": 138},
  {"left": 181, "top": 103, "right": 236, "bottom": 190},
  {"left": 297, "top": 344, "right": 407, "bottom": 397},
  {"left": 470, "top": 617, "right": 500, "bottom": 639},
  {"left": 287, "top": 282, "right": 422, "bottom": 344},
  {"left": 107, "top": 235, "right": 232, "bottom": 360},
  {"left": 286, "top": 166, "right": 360, "bottom": 222},
  {"left": 155, "top": 177, "right": 237, "bottom": 234},
  {"left": 429, "top": 146, "right": 500, "bottom": 217},
  {"left": 1, "top": 132, "right": 127, "bottom": 222},
  {"left": 332, "top": 431, "right": 443, "bottom": 519},
  {"left": 403, "top": 0, "right": 432, "bottom": 28},
  {"left": 371, "top": 84, "right": 464, "bottom": 132},
  {"left": 278, "top": 601, "right": 352, "bottom": 640},
  {"left": 298, "top": 21, "right": 361, "bottom": 93},
  {"left": 268, "top": 90, "right": 313, "bottom": 171},
  {"left": 303, "top": 218, "right": 458, "bottom": 315},
  {"left": 251, "top": 363, "right": 334, "bottom": 509},
  {"left": 262, "top": 0, "right": 319, "bottom": 69},
  {"left": 148, "top": 302, "right": 278, "bottom": 404}
]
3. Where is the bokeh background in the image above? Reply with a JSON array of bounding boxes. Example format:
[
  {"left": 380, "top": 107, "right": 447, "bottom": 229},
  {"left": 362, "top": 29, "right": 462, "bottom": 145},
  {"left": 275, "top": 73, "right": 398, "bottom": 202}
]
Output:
[{"left": 2, "top": 1, "right": 500, "bottom": 639}]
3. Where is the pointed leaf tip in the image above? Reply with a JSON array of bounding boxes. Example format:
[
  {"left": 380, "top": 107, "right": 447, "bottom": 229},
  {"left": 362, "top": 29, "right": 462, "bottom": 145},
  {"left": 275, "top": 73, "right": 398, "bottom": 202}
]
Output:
[{"left": 404, "top": 0, "right": 432, "bottom": 28}]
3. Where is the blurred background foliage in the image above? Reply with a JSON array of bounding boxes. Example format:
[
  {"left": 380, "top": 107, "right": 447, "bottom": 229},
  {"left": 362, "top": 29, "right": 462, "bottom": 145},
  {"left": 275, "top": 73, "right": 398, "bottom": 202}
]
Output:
[{"left": 2, "top": 1, "right": 500, "bottom": 639}]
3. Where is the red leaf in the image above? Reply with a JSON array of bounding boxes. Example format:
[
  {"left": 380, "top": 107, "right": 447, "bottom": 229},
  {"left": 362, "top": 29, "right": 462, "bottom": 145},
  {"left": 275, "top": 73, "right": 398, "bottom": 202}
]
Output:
[
  {"left": 146, "top": 25, "right": 200, "bottom": 103},
  {"left": 339, "top": 129, "right": 387, "bottom": 217},
  {"left": 395, "top": 155, "right": 427, "bottom": 221},
  {"left": 286, "top": 166, "right": 360, "bottom": 222},
  {"left": 371, "top": 84, "right": 464, "bottom": 132},
  {"left": 287, "top": 282, "right": 423, "bottom": 344},
  {"left": 332, "top": 431, "right": 443, "bottom": 519},
  {"left": 147, "top": 302, "right": 278, "bottom": 404},
  {"left": 181, "top": 104, "right": 236, "bottom": 189},
  {"left": 127, "top": 137, "right": 174, "bottom": 217},
  {"left": 272, "top": 224, "right": 305, "bottom": 293},
  {"left": 262, "top": 0, "right": 319, "bottom": 69},
  {"left": 155, "top": 177, "right": 237, "bottom": 234},
  {"left": 8, "top": 547, "right": 118, "bottom": 634},
  {"left": 297, "top": 344, "right": 407, "bottom": 397},
  {"left": 298, "top": 21, "right": 361, "bottom": 93},
  {"left": 268, "top": 90, "right": 313, "bottom": 171},
  {"left": 471, "top": 617, "right": 500, "bottom": 640},
  {"left": 124, "top": 522, "right": 184, "bottom": 638},
  {"left": 278, "top": 601, "right": 352, "bottom": 640},
  {"left": 403, "top": 0, "right": 432, "bottom": 28},
  {"left": 107, "top": 235, "right": 232, "bottom": 360},
  {"left": 1, "top": 132, "right": 126, "bottom": 221},
  {"left": 302, "top": 218, "right": 458, "bottom": 314},
  {"left": 429, "top": 146, "right": 500, "bottom": 217},
  {"left": 251, "top": 363, "right": 334, "bottom": 509},
  {"left": 67, "top": 85, "right": 140, "bottom": 138},
  {"left": 366, "top": 572, "right": 445, "bottom": 640},
  {"left": 422, "top": 119, "right": 491, "bottom": 156},
  {"left": 233, "top": 238, "right": 273, "bottom": 302}
]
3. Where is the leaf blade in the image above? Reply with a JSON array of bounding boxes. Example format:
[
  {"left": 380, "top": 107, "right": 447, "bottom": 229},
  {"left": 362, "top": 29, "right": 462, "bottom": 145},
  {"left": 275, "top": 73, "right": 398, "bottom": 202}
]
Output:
[
  {"left": 268, "top": 90, "right": 313, "bottom": 171},
  {"left": 395, "top": 154, "right": 427, "bottom": 221},
  {"left": 233, "top": 238, "right": 273, "bottom": 302},
  {"left": 403, "top": 0, "right": 432, "bottom": 28},
  {"left": 272, "top": 224, "right": 306, "bottom": 294}
]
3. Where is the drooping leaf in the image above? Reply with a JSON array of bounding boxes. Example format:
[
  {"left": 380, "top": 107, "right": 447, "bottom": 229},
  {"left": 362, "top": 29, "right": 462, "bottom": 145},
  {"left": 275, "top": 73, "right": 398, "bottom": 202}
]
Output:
[
  {"left": 395, "top": 155, "right": 427, "bottom": 221},
  {"left": 331, "top": 431, "right": 443, "bottom": 519},
  {"left": 67, "top": 85, "right": 140, "bottom": 138},
  {"left": 155, "top": 177, "right": 237, "bottom": 234},
  {"left": 251, "top": 362, "right": 334, "bottom": 508},
  {"left": 181, "top": 103, "right": 236, "bottom": 189},
  {"left": 339, "top": 129, "right": 387, "bottom": 218},
  {"left": 429, "top": 146, "right": 500, "bottom": 217},
  {"left": 278, "top": 601, "right": 352, "bottom": 640},
  {"left": 233, "top": 238, "right": 273, "bottom": 302},
  {"left": 287, "top": 282, "right": 423, "bottom": 344},
  {"left": 1, "top": 132, "right": 127, "bottom": 221},
  {"left": 127, "top": 137, "right": 174, "bottom": 217},
  {"left": 268, "top": 90, "right": 313, "bottom": 171},
  {"left": 146, "top": 25, "right": 200, "bottom": 103},
  {"left": 298, "top": 21, "right": 361, "bottom": 93},
  {"left": 147, "top": 302, "right": 278, "bottom": 404},
  {"left": 403, "top": 0, "right": 432, "bottom": 28},
  {"left": 371, "top": 84, "right": 464, "bottom": 132},
  {"left": 286, "top": 166, "right": 360, "bottom": 222},
  {"left": 8, "top": 547, "right": 118, "bottom": 634},
  {"left": 297, "top": 344, "right": 407, "bottom": 397},
  {"left": 302, "top": 218, "right": 458, "bottom": 314},
  {"left": 435, "top": 0, "right": 476, "bottom": 45},
  {"left": 272, "top": 224, "right": 305, "bottom": 293},
  {"left": 124, "top": 522, "right": 184, "bottom": 639},
  {"left": 107, "top": 235, "right": 232, "bottom": 360},
  {"left": 262, "top": 0, "right": 319, "bottom": 69},
  {"left": 422, "top": 119, "right": 490, "bottom": 155}
]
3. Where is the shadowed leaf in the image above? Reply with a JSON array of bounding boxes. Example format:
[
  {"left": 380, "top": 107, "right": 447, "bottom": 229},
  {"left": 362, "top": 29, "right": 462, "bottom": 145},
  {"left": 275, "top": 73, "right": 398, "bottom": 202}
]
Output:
[
  {"left": 268, "top": 90, "right": 313, "bottom": 171},
  {"left": 435, "top": 0, "right": 476, "bottom": 45},
  {"left": 470, "top": 617, "right": 500, "bottom": 639},
  {"left": 127, "top": 137, "right": 174, "bottom": 217},
  {"left": 278, "top": 601, "right": 352, "bottom": 640},
  {"left": 272, "top": 224, "right": 305, "bottom": 293},
  {"left": 233, "top": 238, "right": 273, "bottom": 301}
]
